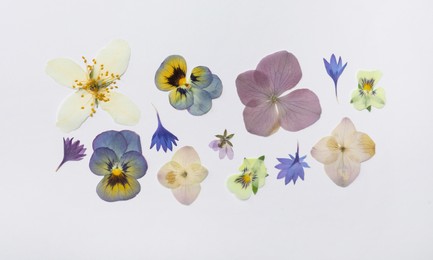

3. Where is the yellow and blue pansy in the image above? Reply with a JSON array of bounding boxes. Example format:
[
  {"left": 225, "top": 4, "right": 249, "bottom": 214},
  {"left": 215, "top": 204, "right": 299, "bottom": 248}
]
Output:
[
  {"left": 155, "top": 55, "right": 223, "bottom": 116},
  {"left": 89, "top": 130, "right": 148, "bottom": 202}
]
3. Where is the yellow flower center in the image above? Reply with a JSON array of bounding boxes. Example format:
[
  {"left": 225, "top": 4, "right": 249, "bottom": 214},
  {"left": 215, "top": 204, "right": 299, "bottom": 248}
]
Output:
[
  {"left": 242, "top": 173, "right": 252, "bottom": 184},
  {"left": 72, "top": 57, "right": 121, "bottom": 117},
  {"left": 361, "top": 78, "right": 375, "bottom": 93},
  {"left": 166, "top": 172, "right": 176, "bottom": 184},
  {"left": 178, "top": 77, "right": 187, "bottom": 86},
  {"left": 111, "top": 167, "right": 123, "bottom": 176},
  {"left": 363, "top": 83, "right": 372, "bottom": 92}
]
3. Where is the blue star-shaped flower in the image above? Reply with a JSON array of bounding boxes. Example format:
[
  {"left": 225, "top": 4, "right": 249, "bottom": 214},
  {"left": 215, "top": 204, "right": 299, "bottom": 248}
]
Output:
[
  {"left": 323, "top": 54, "right": 347, "bottom": 100},
  {"left": 150, "top": 111, "right": 179, "bottom": 152},
  {"left": 275, "top": 143, "right": 310, "bottom": 185}
]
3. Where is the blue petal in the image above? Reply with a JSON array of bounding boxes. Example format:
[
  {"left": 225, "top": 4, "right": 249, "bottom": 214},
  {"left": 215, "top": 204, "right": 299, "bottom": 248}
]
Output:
[
  {"left": 203, "top": 74, "right": 223, "bottom": 99},
  {"left": 187, "top": 88, "right": 212, "bottom": 116},
  {"left": 93, "top": 131, "right": 127, "bottom": 158},
  {"left": 120, "top": 130, "right": 142, "bottom": 153},
  {"left": 277, "top": 168, "right": 287, "bottom": 179},
  {"left": 323, "top": 58, "right": 332, "bottom": 76},
  {"left": 190, "top": 66, "right": 212, "bottom": 89},
  {"left": 330, "top": 54, "right": 337, "bottom": 66},
  {"left": 89, "top": 147, "right": 118, "bottom": 176}
]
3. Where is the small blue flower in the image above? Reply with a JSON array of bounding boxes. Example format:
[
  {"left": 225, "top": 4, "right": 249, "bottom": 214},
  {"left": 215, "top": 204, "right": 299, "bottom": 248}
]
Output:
[
  {"left": 56, "top": 137, "right": 86, "bottom": 172},
  {"left": 150, "top": 111, "right": 179, "bottom": 152},
  {"left": 323, "top": 54, "right": 347, "bottom": 100},
  {"left": 275, "top": 143, "right": 310, "bottom": 185}
]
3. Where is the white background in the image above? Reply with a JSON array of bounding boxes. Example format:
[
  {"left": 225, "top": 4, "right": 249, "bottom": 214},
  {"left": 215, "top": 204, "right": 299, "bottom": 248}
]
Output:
[{"left": 1, "top": 0, "right": 432, "bottom": 259}]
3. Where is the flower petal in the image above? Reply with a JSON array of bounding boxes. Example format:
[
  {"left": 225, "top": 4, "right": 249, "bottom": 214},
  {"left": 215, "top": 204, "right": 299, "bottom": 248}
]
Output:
[
  {"left": 92, "top": 130, "right": 127, "bottom": 158},
  {"left": 99, "top": 92, "right": 140, "bottom": 125},
  {"left": 370, "top": 88, "right": 386, "bottom": 109},
  {"left": 172, "top": 146, "right": 201, "bottom": 167},
  {"left": 243, "top": 102, "right": 279, "bottom": 137},
  {"left": 277, "top": 89, "right": 322, "bottom": 131},
  {"left": 184, "top": 163, "right": 208, "bottom": 185},
  {"left": 171, "top": 184, "right": 201, "bottom": 205},
  {"left": 209, "top": 140, "right": 220, "bottom": 151},
  {"left": 324, "top": 153, "right": 361, "bottom": 187},
  {"left": 226, "top": 146, "right": 234, "bottom": 160},
  {"left": 236, "top": 70, "right": 272, "bottom": 107},
  {"left": 190, "top": 66, "right": 212, "bottom": 89},
  {"left": 310, "top": 136, "right": 340, "bottom": 164},
  {"left": 187, "top": 88, "right": 212, "bottom": 116},
  {"left": 89, "top": 147, "right": 118, "bottom": 176},
  {"left": 219, "top": 147, "right": 227, "bottom": 159},
  {"left": 346, "top": 132, "right": 375, "bottom": 163},
  {"left": 157, "top": 161, "right": 184, "bottom": 189},
  {"left": 92, "top": 39, "right": 131, "bottom": 78},
  {"left": 351, "top": 90, "right": 370, "bottom": 111},
  {"left": 169, "top": 88, "right": 194, "bottom": 110},
  {"left": 120, "top": 151, "right": 148, "bottom": 179},
  {"left": 56, "top": 89, "right": 93, "bottom": 133},
  {"left": 256, "top": 51, "right": 302, "bottom": 96},
  {"left": 155, "top": 55, "right": 187, "bottom": 91},
  {"left": 227, "top": 174, "right": 252, "bottom": 200},
  {"left": 357, "top": 70, "right": 382, "bottom": 85},
  {"left": 46, "top": 58, "right": 88, "bottom": 88},
  {"left": 119, "top": 130, "right": 142, "bottom": 153},
  {"left": 96, "top": 174, "right": 141, "bottom": 202},
  {"left": 204, "top": 75, "right": 223, "bottom": 99},
  {"left": 331, "top": 117, "right": 357, "bottom": 147}
]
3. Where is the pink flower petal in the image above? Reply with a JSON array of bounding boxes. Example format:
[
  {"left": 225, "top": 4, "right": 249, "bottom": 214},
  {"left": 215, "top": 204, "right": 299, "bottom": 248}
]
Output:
[
  {"left": 172, "top": 146, "right": 201, "bottom": 168},
  {"left": 226, "top": 146, "right": 234, "bottom": 160},
  {"left": 171, "top": 184, "right": 201, "bottom": 205},
  {"left": 256, "top": 51, "right": 302, "bottom": 96},
  {"left": 324, "top": 153, "right": 361, "bottom": 187},
  {"left": 236, "top": 70, "right": 273, "bottom": 107},
  {"left": 243, "top": 102, "right": 279, "bottom": 137},
  {"left": 277, "top": 89, "right": 321, "bottom": 132},
  {"left": 219, "top": 147, "right": 227, "bottom": 159}
]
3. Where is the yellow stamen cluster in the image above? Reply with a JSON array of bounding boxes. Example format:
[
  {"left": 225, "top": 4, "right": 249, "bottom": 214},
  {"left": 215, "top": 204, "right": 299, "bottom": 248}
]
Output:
[
  {"left": 111, "top": 168, "right": 123, "bottom": 176},
  {"left": 166, "top": 172, "right": 176, "bottom": 184},
  {"left": 71, "top": 56, "right": 122, "bottom": 117}
]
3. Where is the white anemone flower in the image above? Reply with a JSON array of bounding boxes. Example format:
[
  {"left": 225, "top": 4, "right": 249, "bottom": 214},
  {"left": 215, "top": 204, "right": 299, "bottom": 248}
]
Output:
[
  {"left": 46, "top": 39, "right": 140, "bottom": 132},
  {"left": 311, "top": 118, "right": 375, "bottom": 187},
  {"left": 350, "top": 70, "right": 386, "bottom": 112}
]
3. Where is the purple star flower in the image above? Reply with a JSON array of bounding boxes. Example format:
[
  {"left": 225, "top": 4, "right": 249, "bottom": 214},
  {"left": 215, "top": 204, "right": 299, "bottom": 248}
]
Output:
[
  {"left": 275, "top": 143, "right": 310, "bottom": 185},
  {"left": 236, "top": 51, "right": 322, "bottom": 137},
  {"left": 150, "top": 111, "right": 179, "bottom": 152},
  {"left": 56, "top": 137, "right": 86, "bottom": 171},
  {"left": 323, "top": 54, "right": 347, "bottom": 100}
]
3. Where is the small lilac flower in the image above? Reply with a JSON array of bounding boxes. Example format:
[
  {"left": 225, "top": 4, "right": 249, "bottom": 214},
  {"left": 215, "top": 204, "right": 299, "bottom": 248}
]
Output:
[
  {"left": 150, "top": 111, "right": 179, "bottom": 152},
  {"left": 209, "top": 129, "right": 234, "bottom": 160},
  {"left": 323, "top": 54, "right": 347, "bottom": 100},
  {"left": 275, "top": 143, "right": 310, "bottom": 185},
  {"left": 56, "top": 137, "right": 86, "bottom": 172}
]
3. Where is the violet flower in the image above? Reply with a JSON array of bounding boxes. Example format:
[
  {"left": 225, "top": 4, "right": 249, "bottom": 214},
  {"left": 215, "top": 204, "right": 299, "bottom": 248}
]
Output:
[
  {"left": 275, "top": 143, "right": 309, "bottom": 185},
  {"left": 90, "top": 130, "right": 148, "bottom": 202},
  {"left": 236, "top": 51, "right": 322, "bottom": 137},
  {"left": 323, "top": 54, "right": 347, "bottom": 100},
  {"left": 209, "top": 129, "right": 234, "bottom": 160},
  {"left": 150, "top": 111, "right": 179, "bottom": 152},
  {"left": 56, "top": 137, "right": 86, "bottom": 171}
]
